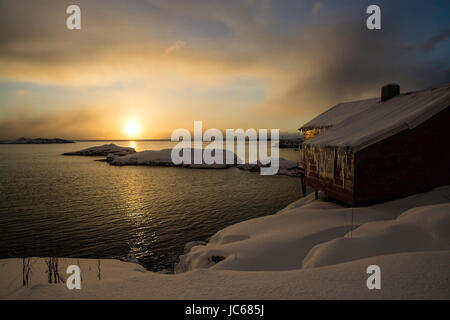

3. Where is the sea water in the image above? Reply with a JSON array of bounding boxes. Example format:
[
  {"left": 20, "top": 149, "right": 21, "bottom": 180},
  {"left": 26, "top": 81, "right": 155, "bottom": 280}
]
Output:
[{"left": 0, "top": 141, "right": 301, "bottom": 271}]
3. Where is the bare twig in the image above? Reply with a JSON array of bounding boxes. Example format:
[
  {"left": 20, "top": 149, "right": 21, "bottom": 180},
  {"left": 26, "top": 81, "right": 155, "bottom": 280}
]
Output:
[
  {"left": 22, "top": 258, "right": 32, "bottom": 287},
  {"left": 97, "top": 259, "right": 101, "bottom": 280},
  {"left": 45, "top": 257, "right": 65, "bottom": 284}
]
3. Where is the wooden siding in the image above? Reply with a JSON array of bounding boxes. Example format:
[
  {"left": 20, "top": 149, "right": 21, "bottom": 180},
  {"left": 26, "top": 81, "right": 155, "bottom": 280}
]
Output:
[{"left": 353, "top": 106, "right": 450, "bottom": 205}]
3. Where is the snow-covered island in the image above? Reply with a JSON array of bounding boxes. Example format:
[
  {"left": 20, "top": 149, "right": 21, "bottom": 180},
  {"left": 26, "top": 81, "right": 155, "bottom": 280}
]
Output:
[
  {"left": 64, "top": 146, "right": 301, "bottom": 176},
  {"left": 104, "top": 147, "right": 301, "bottom": 176},
  {"left": 1, "top": 186, "right": 449, "bottom": 299},
  {"left": 0, "top": 137, "right": 74, "bottom": 144},
  {"left": 62, "top": 144, "right": 136, "bottom": 157}
]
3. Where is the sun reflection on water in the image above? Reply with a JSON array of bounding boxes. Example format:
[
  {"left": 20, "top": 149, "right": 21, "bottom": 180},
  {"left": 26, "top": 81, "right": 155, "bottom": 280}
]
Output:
[{"left": 128, "top": 141, "right": 137, "bottom": 150}]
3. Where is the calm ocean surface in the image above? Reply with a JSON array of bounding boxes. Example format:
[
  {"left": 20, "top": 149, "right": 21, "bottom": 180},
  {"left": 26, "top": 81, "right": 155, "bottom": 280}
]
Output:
[{"left": 0, "top": 141, "right": 302, "bottom": 271}]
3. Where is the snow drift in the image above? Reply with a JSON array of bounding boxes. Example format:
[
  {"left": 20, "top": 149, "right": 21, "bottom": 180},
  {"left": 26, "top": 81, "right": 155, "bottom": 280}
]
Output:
[
  {"left": 175, "top": 186, "right": 450, "bottom": 273},
  {"left": 302, "top": 203, "right": 450, "bottom": 268}
]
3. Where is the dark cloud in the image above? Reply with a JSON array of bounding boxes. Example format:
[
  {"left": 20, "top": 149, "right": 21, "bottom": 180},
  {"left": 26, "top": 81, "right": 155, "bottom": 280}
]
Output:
[
  {"left": 259, "top": 13, "right": 450, "bottom": 120},
  {"left": 422, "top": 29, "right": 450, "bottom": 51}
]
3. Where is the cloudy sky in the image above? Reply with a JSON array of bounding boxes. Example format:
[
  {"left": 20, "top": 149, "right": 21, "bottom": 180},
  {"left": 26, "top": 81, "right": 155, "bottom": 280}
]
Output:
[{"left": 0, "top": 0, "right": 449, "bottom": 139}]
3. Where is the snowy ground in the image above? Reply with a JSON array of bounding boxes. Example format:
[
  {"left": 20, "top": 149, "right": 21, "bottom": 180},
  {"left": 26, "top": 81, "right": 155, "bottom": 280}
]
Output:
[{"left": 1, "top": 186, "right": 449, "bottom": 299}]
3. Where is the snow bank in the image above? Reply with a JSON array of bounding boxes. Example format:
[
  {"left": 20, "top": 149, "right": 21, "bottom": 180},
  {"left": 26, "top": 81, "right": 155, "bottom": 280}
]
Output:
[
  {"left": 109, "top": 148, "right": 238, "bottom": 169},
  {"left": 302, "top": 203, "right": 450, "bottom": 268},
  {"left": 62, "top": 144, "right": 135, "bottom": 156},
  {"left": 1, "top": 251, "right": 449, "bottom": 299},
  {"left": 175, "top": 186, "right": 450, "bottom": 272}
]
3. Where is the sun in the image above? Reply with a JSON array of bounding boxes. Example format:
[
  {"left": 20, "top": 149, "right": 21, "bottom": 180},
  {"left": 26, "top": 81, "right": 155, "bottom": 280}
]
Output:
[{"left": 124, "top": 121, "right": 140, "bottom": 136}]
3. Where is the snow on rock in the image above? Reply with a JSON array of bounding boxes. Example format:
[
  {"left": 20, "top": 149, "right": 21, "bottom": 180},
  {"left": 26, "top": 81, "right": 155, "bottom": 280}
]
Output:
[
  {"left": 110, "top": 148, "right": 238, "bottom": 169},
  {"left": 184, "top": 241, "right": 207, "bottom": 254},
  {"left": 110, "top": 149, "right": 173, "bottom": 166},
  {"left": 175, "top": 186, "right": 450, "bottom": 273},
  {"left": 62, "top": 144, "right": 136, "bottom": 157},
  {"left": 301, "top": 203, "right": 450, "bottom": 269},
  {"left": 105, "top": 150, "right": 137, "bottom": 162},
  {"left": 237, "top": 157, "right": 301, "bottom": 177}
]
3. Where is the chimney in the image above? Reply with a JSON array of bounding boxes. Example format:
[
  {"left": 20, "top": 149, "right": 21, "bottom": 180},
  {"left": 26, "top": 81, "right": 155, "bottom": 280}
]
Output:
[{"left": 381, "top": 83, "right": 400, "bottom": 101}]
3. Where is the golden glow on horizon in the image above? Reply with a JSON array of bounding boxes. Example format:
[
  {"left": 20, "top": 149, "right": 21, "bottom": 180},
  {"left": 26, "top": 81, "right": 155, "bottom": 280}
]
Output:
[{"left": 124, "top": 121, "right": 140, "bottom": 137}]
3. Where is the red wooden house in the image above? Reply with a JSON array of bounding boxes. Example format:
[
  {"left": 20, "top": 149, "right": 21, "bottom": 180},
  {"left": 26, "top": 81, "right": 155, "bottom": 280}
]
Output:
[{"left": 298, "top": 83, "right": 450, "bottom": 206}]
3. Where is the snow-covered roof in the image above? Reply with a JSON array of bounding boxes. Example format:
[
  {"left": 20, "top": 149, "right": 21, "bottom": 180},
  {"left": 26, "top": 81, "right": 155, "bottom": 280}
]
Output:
[
  {"left": 303, "top": 83, "right": 450, "bottom": 152},
  {"left": 299, "top": 98, "right": 379, "bottom": 131}
]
